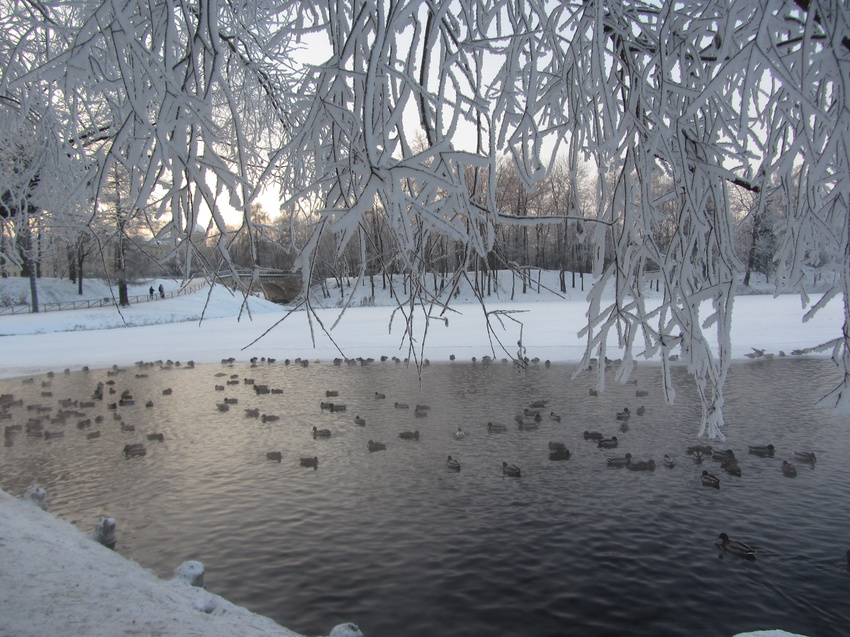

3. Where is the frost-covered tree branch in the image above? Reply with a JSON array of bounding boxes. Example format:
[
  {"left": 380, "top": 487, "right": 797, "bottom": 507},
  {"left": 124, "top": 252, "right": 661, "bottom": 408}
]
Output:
[{"left": 1, "top": 0, "right": 848, "bottom": 435}]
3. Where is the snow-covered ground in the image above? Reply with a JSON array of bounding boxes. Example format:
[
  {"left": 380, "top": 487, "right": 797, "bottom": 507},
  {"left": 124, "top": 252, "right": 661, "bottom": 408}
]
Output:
[
  {"left": 0, "top": 272, "right": 841, "bottom": 637},
  {"left": 0, "top": 272, "right": 844, "bottom": 380}
]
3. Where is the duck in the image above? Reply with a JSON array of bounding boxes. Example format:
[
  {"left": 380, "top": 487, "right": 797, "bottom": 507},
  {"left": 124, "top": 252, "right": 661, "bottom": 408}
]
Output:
[
  {"left": 399, "top": 430, "right": 420, "bottom": 440},
  {"left": 588, "top": 388, "right": 598, "bottom": 397},
  {"left": 487, "top": 422, "right": 507, "bottom": 433},
  {"left": 261, "top": 414, "right": 279, "bottom": 423},
  {"left": 146, "top": 432, "right": 165, "bottom": 442},
  {"left": 528, "top": 399, "right": 547, "bottom": 409},
  {"left": 628, "top": 459, "right": 656, "bottom": 471},
  {"left": 793, "top": 451, "right": 817, "bottom": 463},
  {"left": 607, "top": 453, "right": 632, "bottom": 467},
  {"left": 123, "top": 443, "right": 146, "bottom": 458},
  {"left": 548, "top": 441, "right": 567, "bottom": 452},
  {"left": 663, "top": 455, "right": 676, "bottom": 469},
  {"left": 454, "top": 427, "right": 466, "bottom": 440},
  {"left": 300, "top": 456, "right": 319, "bottom": 469},
  {"left": 615, "top": 407, "right": 631, "bottom": 420},
  {"left": 722, "top": 460, "right": 742, "bottom": 477},
  {"left": 549, "top": 449, "right": 571, "bottom": 461},
  {"left": 701, "top": 470, "right": 720, "bottom": 488},
  {"left": 367, "top": 440, "right": 386, "bottom": 452},
  {"left": 516, "top": 418, "right": 539, "bottom": 431},
  {"left": 502, "top": 461, "right": 521, "bottom": 477},
  {"left": 394, "top": 402, "right": 409, "bottom": 409},
  {"left": 748, "top": 444, "right": 775, "bottom": 457},
  {"left": 636, "top": 405, "right": 646, "bottom": 416},
  {"left": 597, "top": 436, "right": 619, "bottom": 449},
  {"left": 549, "top": 411, "right": 562, "bottom": 422},
  {"left": 354, "top": 415, "right": 366, "bottom": 426},
  {"left": 711, "top": 448, "right": 736, "bottom": 462},
  {"left": 782, "top": 460, "right": 797, "bottom": 477},
  {"left": 583, "top": 431, "right": 604, "bottom": 440},
  {"left": 374, "top": 392, "right": 386, "bottom": 399},
  {"left": 446, "top": 455, "right": 461, "bottom": 471},
  {"left": 244, "top": 408, "right": 260, "bottom": 418},
  {"left": 266, "top": 451, "right": 282, "bottom": 462},
  {"left": 716, "top": 533, "right": 756, "bottom": 561},
  {"left": 687, "top": 444, "right": 712, "bottom": 456},
  {"left": 312, "top": 426, "right": 331, "bottom": 439}
]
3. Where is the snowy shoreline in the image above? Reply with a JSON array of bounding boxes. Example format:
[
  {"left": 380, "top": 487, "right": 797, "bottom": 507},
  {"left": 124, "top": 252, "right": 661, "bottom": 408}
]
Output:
[{"left": 0, "top": 277, "right": 844, "bottom": 381}]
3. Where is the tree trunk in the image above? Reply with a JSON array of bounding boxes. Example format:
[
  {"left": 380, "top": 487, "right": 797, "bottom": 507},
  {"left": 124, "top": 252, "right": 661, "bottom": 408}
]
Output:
[
  {"left": 28, "top": 265, "right": 39, "bottom": 313},
  {"left": 77, "top": 245, "right": 85, "bottom": 295},
  {"left": 118, "top": 280, "right": 129, "bottom": 307}
]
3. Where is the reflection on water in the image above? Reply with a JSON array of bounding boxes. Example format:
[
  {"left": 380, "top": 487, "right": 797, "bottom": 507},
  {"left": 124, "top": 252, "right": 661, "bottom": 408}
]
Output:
[{"left": 2, "top": 358, "right": 849, "bottom": 637}]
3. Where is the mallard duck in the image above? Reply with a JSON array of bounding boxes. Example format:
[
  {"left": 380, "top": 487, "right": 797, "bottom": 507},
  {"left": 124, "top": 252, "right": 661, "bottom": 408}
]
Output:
[
  {"left": 487, "top": 422, "right": 507, "bottom": 433},
  {"left": 548, "top": 441, "right": 567, "bottom": 452},
  {"left": 711, "top": 448, "right": 736, "bottom": 462},
  {"left": 261, "top": 414, "right": 279, "bottom": 423},
  {"left": 588, "top": 388, "right": 598, "bottom": 397},
  {"left": 325, "top": 390, "right": 339, "bottom": 397},
  {"left": 399, "top": 430, "right": 420, "bottom": 440},
  {"left": 354, "top": 415, "right": 366, "bottom": 426},
  {"left": 516, "top": 419, "right": 539, "bottom": 431},
  {"left": 636, "top": 405, "right": 646, "bottom": 416},
  {"left": 782, "top": 461, "right": 797, "bottom": 477},
  {"left": 549, "top": 411, "right": 562, "bottom": 422},
  {"left": 701, "top": 470, "right": 720, "bottom": 488},
  {"left": 748, "top": 444, "right": 775, "bottom": 457},
  {"left": 394, "top": 402, "right": 409, "bottom": 409},
  {"left": 502, "top": 461, "right": 521, "bottom": 477},
  {"left": 687, "top": 444, "right": 712, "bottom": 456},
  {"left": 607, "top": 453, "right": 632, "bottom": 467},
  {"left": 300, "top": 456, "right": 318, "bottom": 469},
  {"left": 367, "top": 440, "right": 386, "bottom": 452},
  {"left": 446, "top": 455, "right": 461, "bottom": 471},
  {"left": 722, "top": 460, "right": 742, "bottom": 477},
  {"left": 454, "top": 426, "right": 466, "bottom": 439},
  {"left": 528, "top": 399, "right": 548, "bottom": 409},
  {"left": 663, "top": 455, "right": 675, "bottom": 468},
  {"left": 266, "top": 451, "right": 282, "bottom": 462},
  {"left": 597, "top": 436, "right": 619, "bottom": 449},
  {"left": 123, "top": 443, "right": 146, "bottom": 458},
  {"left": 549, "top": 449, "right": 571, "bottom": 461},
  {"left": 374, "top": 392, "right": 386, "bottom": 399},
  {"left": 583, "top": 430, "right": 603, "bottom": 440},
  {"left": 615, "top": 407, "right": 631, "bottom": 420},
  {"left": 313, "top": 426, "right": 331, "bottom": 438},
  {"left": 244, "top": 408, "right": 260, "bottom": 418},
  {"left": 717, "top": 533, "right": 756, "bottom": 561},
  {"left": 794, "top": 451, "right": 817, "bottom": 463},
  {"left": 146, "top": 432, "right": 165, "bottom": 442}
]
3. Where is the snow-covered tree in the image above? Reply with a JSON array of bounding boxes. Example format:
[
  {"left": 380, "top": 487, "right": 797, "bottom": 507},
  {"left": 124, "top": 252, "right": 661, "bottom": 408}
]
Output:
[{"left": 2, "top": 0, "right": 849, "bottom": 434}]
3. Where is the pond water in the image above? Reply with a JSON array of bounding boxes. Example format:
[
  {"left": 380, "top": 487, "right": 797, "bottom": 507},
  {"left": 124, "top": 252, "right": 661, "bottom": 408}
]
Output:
[{"left": 2, "top": 358, "right": 849, "bottom": 637}]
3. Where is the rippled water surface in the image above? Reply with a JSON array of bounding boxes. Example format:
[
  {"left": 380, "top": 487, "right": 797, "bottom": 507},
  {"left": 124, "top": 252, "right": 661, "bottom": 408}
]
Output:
[{"left": 2, "top": 358, "right": 850, "bottom": 637}]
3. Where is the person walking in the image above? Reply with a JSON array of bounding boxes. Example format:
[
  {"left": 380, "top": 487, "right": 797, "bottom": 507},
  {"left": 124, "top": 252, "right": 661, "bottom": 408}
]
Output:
[
  {"left": 158, "top": 284, "right": 164, "bottom": 299},
  {"left": 149, "top": 286, "right": 154, "bottom": 299}
]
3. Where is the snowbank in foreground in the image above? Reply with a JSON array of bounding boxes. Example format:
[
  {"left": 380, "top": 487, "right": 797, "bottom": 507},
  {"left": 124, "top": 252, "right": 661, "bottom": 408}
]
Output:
[
  {"left": 0, "top": 488, "right": 359, "bottom": 637},
  {"left": 0, "top": 486, "right": 811, "bottom": 637}
]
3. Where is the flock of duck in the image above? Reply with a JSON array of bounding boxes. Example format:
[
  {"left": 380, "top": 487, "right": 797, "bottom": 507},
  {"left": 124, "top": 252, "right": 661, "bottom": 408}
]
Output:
[
  {"left": 1, "top": 364, "right": 175, "bottom": 459},
  {"left": 0, "top": 357, "right": 836, "bottom": 569}
]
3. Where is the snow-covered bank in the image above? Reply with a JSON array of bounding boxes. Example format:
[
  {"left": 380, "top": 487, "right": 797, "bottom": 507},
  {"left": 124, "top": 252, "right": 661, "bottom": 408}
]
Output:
[
  {"left": 0, "top": 282, "right": 843, "bottom": 380},
  {"left": 0, "top": 488, "right": 361, "bottom": 637}
]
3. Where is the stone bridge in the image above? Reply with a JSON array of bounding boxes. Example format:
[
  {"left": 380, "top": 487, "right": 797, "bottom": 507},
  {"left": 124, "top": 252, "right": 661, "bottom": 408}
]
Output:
[{"left": 217, "top": 271, "right": 302, "bottom": 304}]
